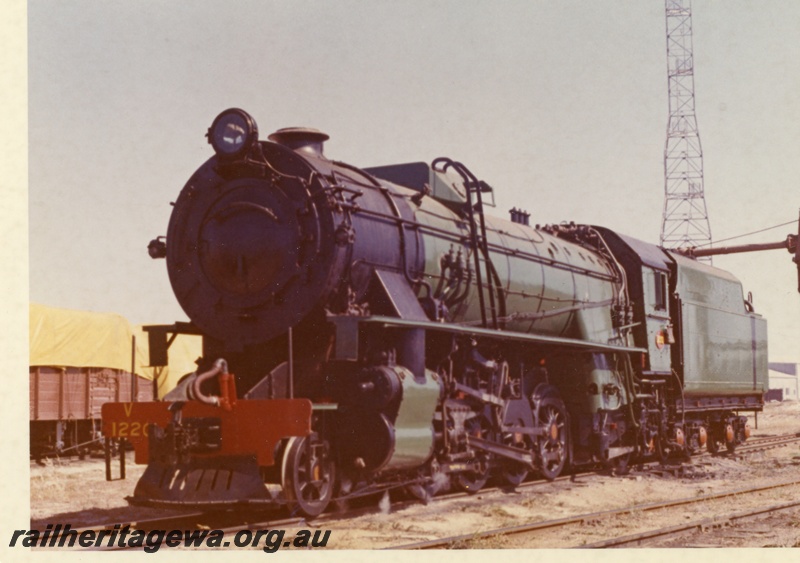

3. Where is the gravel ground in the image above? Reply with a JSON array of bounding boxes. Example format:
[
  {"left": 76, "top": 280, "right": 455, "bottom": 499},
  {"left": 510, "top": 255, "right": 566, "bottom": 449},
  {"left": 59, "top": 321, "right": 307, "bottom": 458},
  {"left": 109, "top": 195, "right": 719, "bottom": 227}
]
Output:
[
  {"left": 29, "top": 400, "right": 800, "bottom": 547},
  {"left": 30, "top": 460, "right": 184, "bottom": 528}
]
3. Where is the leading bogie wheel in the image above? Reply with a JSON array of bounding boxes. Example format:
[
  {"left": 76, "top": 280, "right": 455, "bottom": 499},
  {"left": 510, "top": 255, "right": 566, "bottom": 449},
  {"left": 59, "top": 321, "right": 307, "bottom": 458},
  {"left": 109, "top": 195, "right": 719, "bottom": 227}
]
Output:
[{"left": 282, "top": 434, "right": 335, "bottom": 518}]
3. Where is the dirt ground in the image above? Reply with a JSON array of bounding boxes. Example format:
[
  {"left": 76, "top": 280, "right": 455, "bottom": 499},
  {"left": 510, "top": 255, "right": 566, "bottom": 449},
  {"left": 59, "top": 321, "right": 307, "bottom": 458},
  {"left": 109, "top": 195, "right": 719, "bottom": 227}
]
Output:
[{"left": 29, "top": 400, "right": 800, "bottom": 548}]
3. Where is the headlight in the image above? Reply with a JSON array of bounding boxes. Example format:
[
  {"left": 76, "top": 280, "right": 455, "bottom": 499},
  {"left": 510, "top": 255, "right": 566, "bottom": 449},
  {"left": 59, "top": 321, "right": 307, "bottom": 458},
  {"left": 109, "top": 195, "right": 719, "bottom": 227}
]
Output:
[{"left": 207, "top": 108, "right": 258, "bottom": 159}]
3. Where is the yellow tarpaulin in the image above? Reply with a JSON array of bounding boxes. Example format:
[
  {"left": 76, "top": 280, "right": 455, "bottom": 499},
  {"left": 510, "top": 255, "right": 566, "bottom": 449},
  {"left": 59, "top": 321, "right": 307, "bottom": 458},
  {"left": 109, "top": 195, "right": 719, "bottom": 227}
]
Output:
[
  {"left": 29, "top": 302, "right": 141, "bottom": 375},
  {"left": 29, "top": 303, "right": 203, "bottom": 398}
]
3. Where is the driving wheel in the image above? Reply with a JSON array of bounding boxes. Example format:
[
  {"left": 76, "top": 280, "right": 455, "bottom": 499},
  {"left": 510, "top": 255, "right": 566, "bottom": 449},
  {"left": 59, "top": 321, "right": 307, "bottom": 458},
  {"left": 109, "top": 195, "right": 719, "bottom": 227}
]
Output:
[{"left": 536, "top": 398, "right": 568, "bottom": 480}]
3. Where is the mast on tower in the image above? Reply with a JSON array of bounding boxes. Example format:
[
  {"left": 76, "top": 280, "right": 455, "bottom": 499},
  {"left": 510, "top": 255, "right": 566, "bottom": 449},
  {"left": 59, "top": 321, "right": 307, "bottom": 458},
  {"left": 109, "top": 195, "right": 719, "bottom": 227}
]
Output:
[{"left": 661, "top": 0, "right": 712, "bottom": 261}]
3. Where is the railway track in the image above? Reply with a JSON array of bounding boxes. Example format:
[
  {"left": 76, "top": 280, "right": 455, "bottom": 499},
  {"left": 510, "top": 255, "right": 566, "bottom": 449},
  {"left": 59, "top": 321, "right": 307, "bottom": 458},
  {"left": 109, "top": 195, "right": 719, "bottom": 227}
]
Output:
[
  {"left": 46, "top": 432, "right": 800, "bottom": 550},
  {"left": 389, "top": 478, "right": 800, "bottom": 549},
  {"left": 719, "top": 433, "right": 800, "bottom": 458},
  {"left": 77, "top": 459, "right": 745, "bottom": 551},
  {"left": 51, "top": 466, "right": 607, "bottom": 551},
  {"left": 746, "top": 432, "right": 800, "bottom": 445},
  {"left": 80, "top": 470, "right": 597, "bottom": 550},
  {"left": 581, "top": 498, "right": 800, "bottom": 548}
]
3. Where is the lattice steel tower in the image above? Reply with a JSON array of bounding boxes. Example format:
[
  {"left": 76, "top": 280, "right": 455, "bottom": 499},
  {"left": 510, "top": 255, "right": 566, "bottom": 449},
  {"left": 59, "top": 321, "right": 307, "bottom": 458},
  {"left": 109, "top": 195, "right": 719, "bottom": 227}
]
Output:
[{"left": 661, "top": 0, "right": 712, "bottom": 259}]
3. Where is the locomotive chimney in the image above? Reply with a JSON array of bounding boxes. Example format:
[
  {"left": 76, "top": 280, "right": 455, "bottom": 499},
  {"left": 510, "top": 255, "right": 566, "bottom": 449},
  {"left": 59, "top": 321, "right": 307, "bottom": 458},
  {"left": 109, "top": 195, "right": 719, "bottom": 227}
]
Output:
[{"left": 268, "top": 127, "right": 330, "bottom": 157}]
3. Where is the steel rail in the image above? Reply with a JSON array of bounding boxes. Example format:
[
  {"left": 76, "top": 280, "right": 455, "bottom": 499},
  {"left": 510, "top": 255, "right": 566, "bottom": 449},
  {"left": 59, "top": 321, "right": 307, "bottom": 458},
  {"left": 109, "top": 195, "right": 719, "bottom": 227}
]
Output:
[
  {"left": 735, "top": 435, "right": 800, "bottom": 451},
  {"left": 46, "top": 438, "right": 775, "bottom": 545},
  {"left": 580, "top": 498, "right": 800, "bottom": 548},
  {"left": 696, "top": 434, "right": 800, "bottom": 461},
  {"left": 388, "top": 478, "right": 800, "bottom": 549},
  {"left": 53, "top": 433, "right": 800, "bottom": 550},
  {"left": 34, "top": 512, "right": 210, "bottom": 548},
  {"left": 743, "top": 433, "right": 800, "bottom": 445},
  {"left": 81, "top": 468, "right": 603, "bottom": 551}
]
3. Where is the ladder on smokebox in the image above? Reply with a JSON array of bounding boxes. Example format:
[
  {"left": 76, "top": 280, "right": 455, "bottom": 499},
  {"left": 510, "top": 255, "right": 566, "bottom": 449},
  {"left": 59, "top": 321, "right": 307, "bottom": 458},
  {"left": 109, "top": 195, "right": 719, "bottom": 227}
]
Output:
[{"left": 432, "top": 158, "right": 503, "bottom": 329}]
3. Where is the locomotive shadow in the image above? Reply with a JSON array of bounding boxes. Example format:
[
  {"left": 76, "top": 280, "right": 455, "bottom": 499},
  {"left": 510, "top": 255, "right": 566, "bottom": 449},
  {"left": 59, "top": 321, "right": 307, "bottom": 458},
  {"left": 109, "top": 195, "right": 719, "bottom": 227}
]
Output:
[{"left": 30, "top": 505, "right": 186, "bottom": 529}]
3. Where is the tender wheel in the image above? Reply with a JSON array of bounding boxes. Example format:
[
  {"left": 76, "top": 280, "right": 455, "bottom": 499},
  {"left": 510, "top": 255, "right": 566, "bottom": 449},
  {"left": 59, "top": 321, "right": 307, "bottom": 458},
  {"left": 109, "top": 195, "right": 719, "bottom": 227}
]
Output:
[
  {"left": 707, "top": 423, "right": 736, "bottom": 455},
  {"left": 725, "top": 424, "right": 737, "bottom": 453},
  {"left": 282, "top": 434, "right": 335, "bottom": 518},
  {"left": 706, "top": 428, "right": 726, "bottom": 454},
  {"left": 536, "top": 398, "right": 568, "bottom": 480}
]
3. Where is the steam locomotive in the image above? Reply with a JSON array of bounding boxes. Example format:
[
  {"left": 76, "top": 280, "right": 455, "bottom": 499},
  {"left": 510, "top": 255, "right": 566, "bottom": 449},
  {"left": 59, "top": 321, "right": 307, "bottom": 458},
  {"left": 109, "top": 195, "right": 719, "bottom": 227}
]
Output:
[{"left": 103, "top": 108, "right": 774, "bottom": 517}]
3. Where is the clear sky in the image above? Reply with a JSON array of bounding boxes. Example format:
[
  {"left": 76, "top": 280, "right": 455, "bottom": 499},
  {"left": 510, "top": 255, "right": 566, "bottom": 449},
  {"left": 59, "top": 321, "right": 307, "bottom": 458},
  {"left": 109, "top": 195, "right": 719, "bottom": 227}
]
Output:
[{"left": 25, "top": 0, "right": 800, "bottom": 361}]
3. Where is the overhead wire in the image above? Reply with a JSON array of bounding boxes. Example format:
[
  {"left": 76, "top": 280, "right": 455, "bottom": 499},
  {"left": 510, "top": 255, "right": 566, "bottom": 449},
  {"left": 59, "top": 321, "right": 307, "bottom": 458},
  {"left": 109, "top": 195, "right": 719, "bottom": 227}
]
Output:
[{"left": 694, "top": 219, "right": 796, "bottom": 248}]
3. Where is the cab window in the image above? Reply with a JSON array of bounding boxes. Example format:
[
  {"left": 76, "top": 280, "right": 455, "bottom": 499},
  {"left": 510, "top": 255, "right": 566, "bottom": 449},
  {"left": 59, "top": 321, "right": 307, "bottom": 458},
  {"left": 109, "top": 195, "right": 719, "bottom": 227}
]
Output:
[{"left": 653, "top": 271, "right": 668, "bottom": 311}]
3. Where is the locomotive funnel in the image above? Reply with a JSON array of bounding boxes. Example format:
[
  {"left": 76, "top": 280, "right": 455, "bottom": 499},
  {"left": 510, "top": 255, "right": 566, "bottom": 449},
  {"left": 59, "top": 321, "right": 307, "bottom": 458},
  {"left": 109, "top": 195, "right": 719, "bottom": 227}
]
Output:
[{"left": 268, "top": 127, "right": 329, "bottom": 157}]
